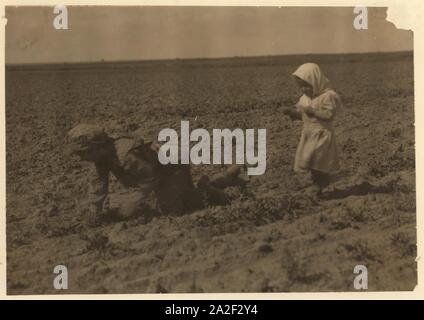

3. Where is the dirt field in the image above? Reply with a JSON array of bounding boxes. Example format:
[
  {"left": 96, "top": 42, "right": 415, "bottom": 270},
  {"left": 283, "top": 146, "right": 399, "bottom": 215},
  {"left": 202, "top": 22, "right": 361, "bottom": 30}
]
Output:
[{"left": 6, "top": 52, "right": 416, "bottom": 294}]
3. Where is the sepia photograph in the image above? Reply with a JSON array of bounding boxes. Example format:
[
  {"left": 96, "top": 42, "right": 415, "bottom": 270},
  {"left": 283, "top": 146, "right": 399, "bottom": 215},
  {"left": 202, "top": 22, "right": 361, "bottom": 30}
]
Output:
[{"left": 5, "top": 5, "right": 416, "bottom": 294}]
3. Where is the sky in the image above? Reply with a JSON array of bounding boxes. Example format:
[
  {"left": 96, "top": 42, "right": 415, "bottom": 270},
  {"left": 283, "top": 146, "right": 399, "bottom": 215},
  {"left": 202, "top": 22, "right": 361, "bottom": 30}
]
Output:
[{"left": 5, "top": 6, "right": 413, "bottom": 64}]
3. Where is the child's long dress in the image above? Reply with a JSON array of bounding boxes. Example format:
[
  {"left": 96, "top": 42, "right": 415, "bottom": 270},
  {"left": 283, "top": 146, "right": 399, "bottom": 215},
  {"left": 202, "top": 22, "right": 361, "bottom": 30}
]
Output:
[{"left": 292, "top": 63, "right": 342, "bottom": 174}]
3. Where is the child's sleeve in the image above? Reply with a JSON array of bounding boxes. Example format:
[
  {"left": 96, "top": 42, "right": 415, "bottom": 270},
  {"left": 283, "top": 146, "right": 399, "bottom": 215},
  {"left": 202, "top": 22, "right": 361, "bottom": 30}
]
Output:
[{"left": 313, "top": 91, "right": 340, "bottom": 120}]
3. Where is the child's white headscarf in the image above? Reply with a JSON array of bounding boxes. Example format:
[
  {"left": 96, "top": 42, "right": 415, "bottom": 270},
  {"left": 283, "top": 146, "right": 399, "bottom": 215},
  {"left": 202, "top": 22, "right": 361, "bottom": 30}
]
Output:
[{"left": 292, "top": 63, "right": 329, "bottom": 97}]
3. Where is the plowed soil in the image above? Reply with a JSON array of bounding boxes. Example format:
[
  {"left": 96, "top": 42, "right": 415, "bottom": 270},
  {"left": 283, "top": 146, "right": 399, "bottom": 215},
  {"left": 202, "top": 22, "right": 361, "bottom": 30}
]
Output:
[{"left": 6, "top": 52, "right": 416, "bottom": 294}]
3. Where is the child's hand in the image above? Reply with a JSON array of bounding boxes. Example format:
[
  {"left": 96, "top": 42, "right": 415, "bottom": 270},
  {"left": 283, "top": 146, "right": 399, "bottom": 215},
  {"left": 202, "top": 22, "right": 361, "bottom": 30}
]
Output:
[
  {"left": 282, "top": 107, "right": 291, "bottom": 115},
  {"left": 282, "top": 107, "right": 301, "bottom": 120},
  {"left": 303, "top": 105, "right": 315, "bottom": 116}
]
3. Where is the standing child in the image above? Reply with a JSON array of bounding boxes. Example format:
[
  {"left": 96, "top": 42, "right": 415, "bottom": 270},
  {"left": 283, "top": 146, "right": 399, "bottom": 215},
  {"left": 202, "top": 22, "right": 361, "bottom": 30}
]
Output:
[{"left": 283, "top": 63, "right": 342, "bottom": 194}]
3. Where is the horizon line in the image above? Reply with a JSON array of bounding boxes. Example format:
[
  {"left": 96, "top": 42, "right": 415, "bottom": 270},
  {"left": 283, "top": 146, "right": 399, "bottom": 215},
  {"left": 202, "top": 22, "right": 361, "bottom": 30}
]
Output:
[{"left": 6, "top": 50, "right": 413, "bottom": 67}]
